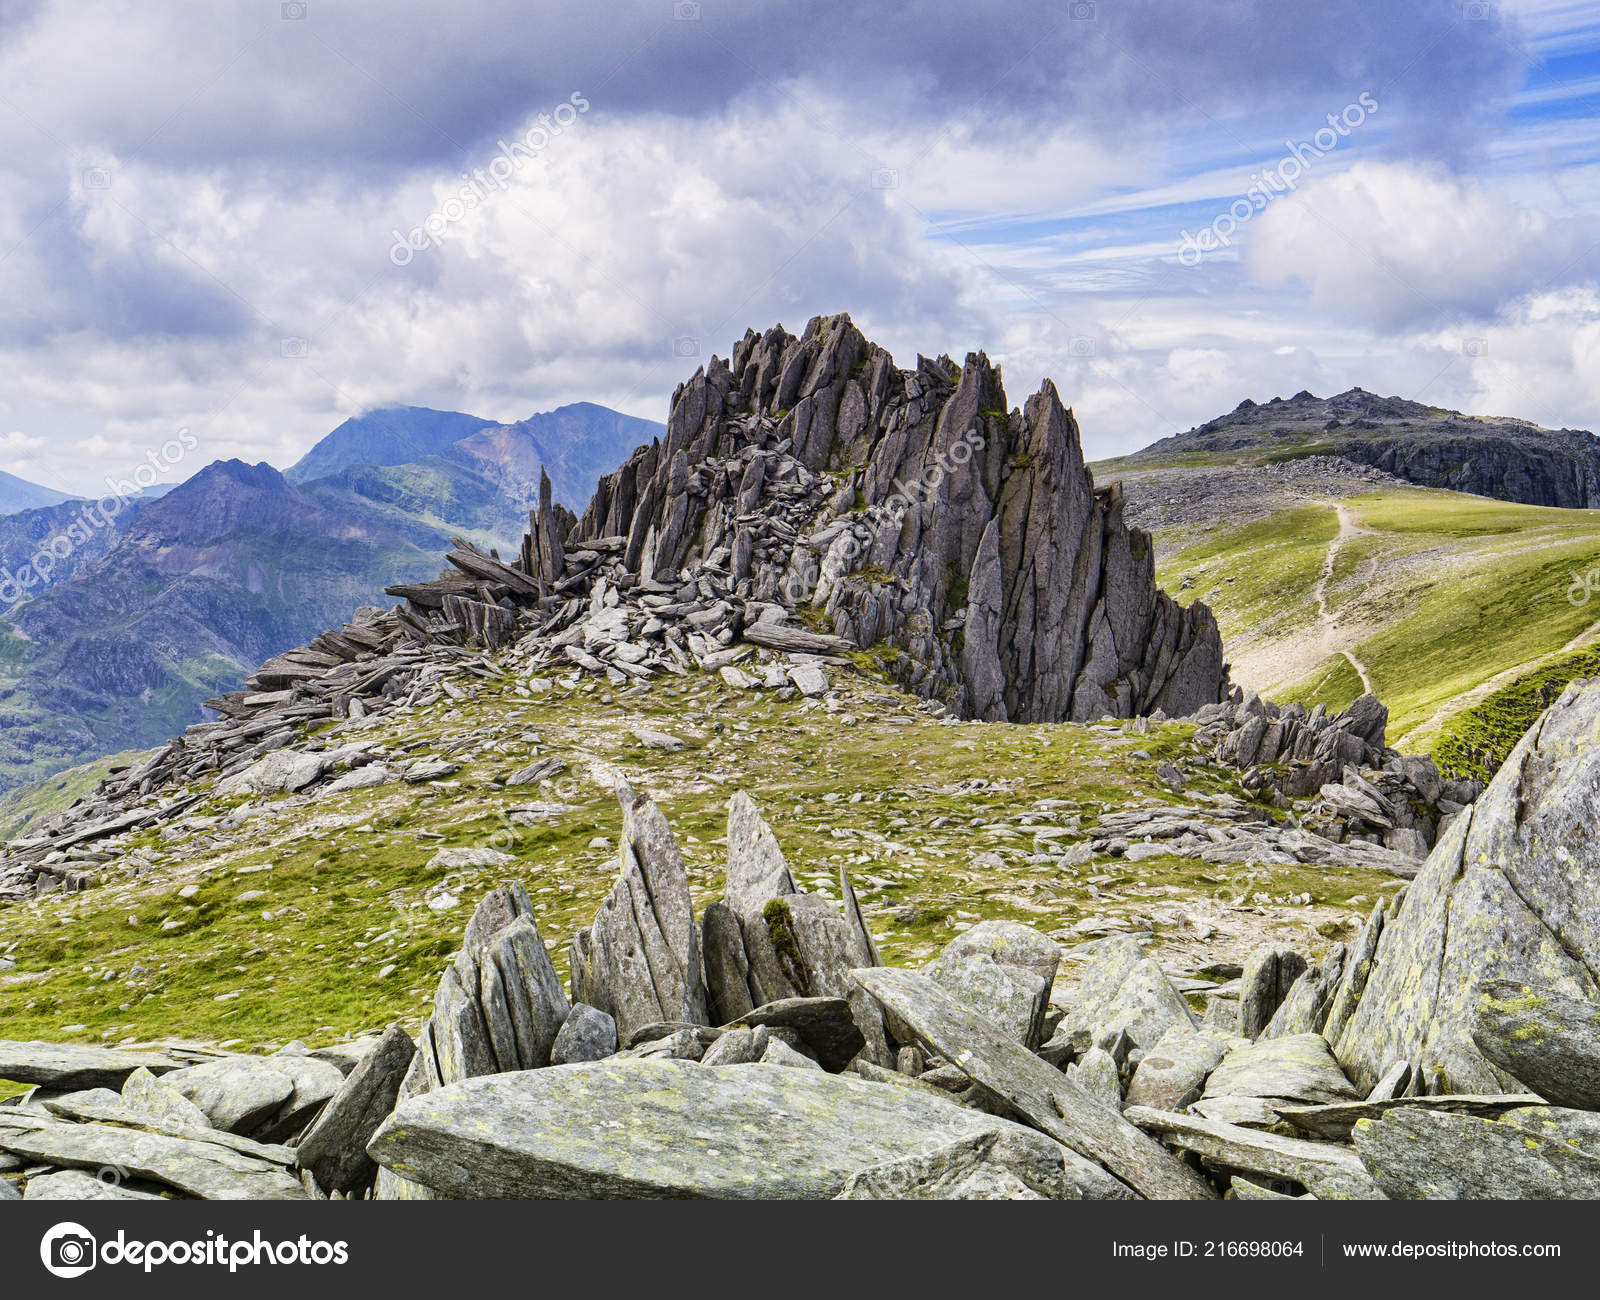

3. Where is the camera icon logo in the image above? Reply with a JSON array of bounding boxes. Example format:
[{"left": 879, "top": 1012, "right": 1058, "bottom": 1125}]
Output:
[
  {"left": 870, "top": 167, "right": 898, "bottom": 190},
  {"left": 672, "top": 336, "right": 700, "bottom": 359},
  {"left": 280, "top": 337, "right": 310, "bottom": 359},
  {"left": 1068, "top": 335, "right": 1096, "bottom": 357},
  {"left": 1463, "top": 337, "right": 1488, "bottom": 357},
  {"left": 673, "top": 2, "right": 701, "bottom": 19},
  {"left": 41, "top": 1222, "right": 98, "bottom": 1278},
  {"left": 83, "top": 167, "right": 113, "bottom": 191},
  {"left": 282, "top": 1, "right": 308, "bottom": 19}
]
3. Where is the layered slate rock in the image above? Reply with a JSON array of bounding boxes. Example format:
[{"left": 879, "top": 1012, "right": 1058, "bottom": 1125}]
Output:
[
  {"left": 1329, "top": 677, "right": 1600, "bottom": 1093},
  {"left": 1472, "top": 980, "right": 1600, "bottom": 1109},
  {"left": 563, "top": 314, "right": 1227, "bottom": 722},
  {"left": 852, "top": 966, "right": 1216, "bottom": 1200},
  {"left": 700, "top": 793, "right": 889, "bottom": 1065},
  {"left": 836, "top": 1126, "right": 1133, "bottom": 1201},
  {"left": 1354, "top": 1107, "right": 1600, "bottom": 1200},
  {"left": 0, "top": 1041, "right": 182, "bottom": 1091},
  {"left": 367, "top": 1059, "right": 1021, "bottom": 1200},
  {"left": 0, "top": 1112, "right": 307, "bottom": 1201},
  {"left": 922, "top": 920, "right": 1060, "bottom": 1049},
  {"left": 296, "top": 1023, "right": 416, "bottom": 1194},
  {"left": 572, "top": 789, "right": 708, "bottom": 1042}
]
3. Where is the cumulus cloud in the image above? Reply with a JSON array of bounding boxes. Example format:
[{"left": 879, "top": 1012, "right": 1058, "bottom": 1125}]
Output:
[
  {"left": 0, "top": 0, "right": 1569, "bottom": 492},
  {"left": 1244, "top": 161, "right": 1600, "bottom": 329}
]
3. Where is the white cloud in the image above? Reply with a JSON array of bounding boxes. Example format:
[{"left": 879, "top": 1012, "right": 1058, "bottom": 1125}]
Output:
[{"left": 1245, "top": 161, "right": 1600, "bottom": 328}]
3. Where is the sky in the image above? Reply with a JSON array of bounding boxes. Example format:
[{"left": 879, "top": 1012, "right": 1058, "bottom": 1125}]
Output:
[{"left": 1, "top": 0, "right": 1598, "bottom": 495}]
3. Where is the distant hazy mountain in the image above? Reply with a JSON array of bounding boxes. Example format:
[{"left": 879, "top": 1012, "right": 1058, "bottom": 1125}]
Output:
[
  {"left": 0, "top": 457, "right": 511, "bottom": 791},
  {"left": 1119, "top": 387, "right": 1600, "bottom": 509},
  {"left": 444, "top": 402, "right": 667, "bottom": 509},
  {"left": 284, "top": 406, "right": 497, "bottom": 485},
  {"left": 0, "top": 398, "right": 666, "bottom": 791},
  {"left": 0, "top": 470, "right": 76, "bottom": 515}
]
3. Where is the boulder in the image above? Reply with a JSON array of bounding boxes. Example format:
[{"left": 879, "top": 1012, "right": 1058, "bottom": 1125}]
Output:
[
  {"left": 1194, "top": 1034, "right": 1359, "bottom": 1128},
  {"left": 163, "top": 1058, "right": 295, "bottom": 1135},
  {"left": 1330, "top": 678, "right": 1600, "bottom": 1093},
  {"left": 1124, "top": 1027, "right": 1244, "bottom": 1112},
  {"left": 296, "top": 1023, "right": 416, "bottom": 1194},
  {"left": 1049, "top": 936, "right": 1195, "bottom": 1062},
  {"left": 1354, "top": 1107, "right": 1600, "bottom": 1199},
  {"left": 923, "top": 920, "right": 1059, "bottom": 1049},
  {"left": 550, "top": 1004, "right": 619, "bottom": 1066},
  {"left": 120, "top": 1066, "right": 210, "bottom": 1130},
  {"left": 836, "top": 1126, "right": 1133, "bottom": 1201},
  {"left": 1471, "top": 979, "right": 1600, "bottom": 1109},
  {"left": 367, "top": 1059, "right": 1018, "bottom": 1199}
]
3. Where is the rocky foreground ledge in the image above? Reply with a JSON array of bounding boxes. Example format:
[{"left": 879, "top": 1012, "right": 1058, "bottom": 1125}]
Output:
[{"left": 4, "top": 677, "right": 1600, "bottom": 1202}]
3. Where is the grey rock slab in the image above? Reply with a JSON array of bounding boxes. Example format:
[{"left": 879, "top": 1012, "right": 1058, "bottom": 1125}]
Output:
[
  {"left": 25, "top": 1170, "right": 166, "bottom": 1201},
  {"left": 1472, "top": 979, "right": 1600, "bottom": 1109},
  {"left": 120, "top": 1066, "right": 210, "bottom": 1130},
  {"left": 1068, "top": 1046, "right": 1123, "bottom": 1111},
  {"left": 1201, "top": 1034, "right": 1360, "bottom": 1112},
  {"left": 729, "top": 997, "right": 863, "bottom": 1072},
  {"left": 367, "top": 1058, "right": 1012, "bottom": 1199},
  {"left": 852, "top": 967, "right": 1215, "bottom": 1200},
  {"left": 0, "top": 1113, "right": 309, "bottom": 1200},
  {"left": 836, "top": 1125, "right": 1134, "bottom": 1201},
  {"left": 1239, "top": 948, "right": 1308, "bottom": 1039},
  {"left": 924, "top": 920, "right": 1059, "bottom": 1049},
  {"left": 1124, "top": 1027, "right": 1245, "bottom": 1112},
  {"left": 760, "top": 1038, "right": 823, "bottom": 1070},
  {"left": 1354, "top": 1106, "right": 1600, "bottom": 1200},
  {"left": 253, "top": 1052, "right": 346, "bottom": 1143},
  {"left": 1277, "top": 1094, "right": 1545, "bottom": 1143},
  {"left": 0, "top": 1040, "right": 182, "bottom": 1091},
  {"left": 34, "top": 1099, "right": 296, "bottom": 1164},
  {"left": 550, "top": 1003, "right": 619, "bottom": 1066},
  {"left": 700, "top": 1026, "right": 770, "bottom": 1067},
  {"left": 1332, "top": 677, "right": 1600, "bottom": 1093},
  {"left": 1052, "top": 935, "right": 1196, "bottom": 1062},
  {"left": 1123, "top": 1106, "right": 1380, "bottom": 1200},
  {"left": 155, "top": 1058, "right": 296, "bottom": 1136},
  {"left": 724, "top": 791, "right": 796, "bottom": 918},
  {"left": 296, "top": 1023, "right": 416, "bottom": 1194}
]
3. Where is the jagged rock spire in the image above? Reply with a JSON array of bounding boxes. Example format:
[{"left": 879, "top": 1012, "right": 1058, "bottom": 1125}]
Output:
[{"left": 570, "top": 313, "right": 1227, "bottom": 721}]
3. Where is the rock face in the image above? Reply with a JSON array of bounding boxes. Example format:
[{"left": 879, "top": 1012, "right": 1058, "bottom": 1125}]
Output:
[
  {"left": 1472, "top": 980, "right": 1600, "bottom": 1111},
  {"left": 1127, "top": 385, "right": 1600, "bottom": 511},
  {"left": 572, "top": 791, "right": 709, "bottom": 1042},
  {"left": 367, "top": 1060, "right": 1022, "bottom": 1200},
  {"left": 561, "top": 314, "right": 1226, "bottom": 722},
  {"left": 1194, "top": 691, "right": 1479, "bottom": 860},
  {"left": 1328, "top": 676, "right": 1600, "bottom": 1094}
]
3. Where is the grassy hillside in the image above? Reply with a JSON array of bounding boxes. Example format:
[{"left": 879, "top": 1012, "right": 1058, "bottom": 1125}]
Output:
[
  {"left": 0, "top": 661, "right": 1391, "bottom": 1051},
  {"left": 1151, "top": 485, "right": 1600, "bottom": 752}
]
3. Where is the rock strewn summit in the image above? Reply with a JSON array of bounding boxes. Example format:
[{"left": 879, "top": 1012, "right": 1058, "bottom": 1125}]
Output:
[{"left": 563, "top": 314, "right": 1227, "bottom": 722}]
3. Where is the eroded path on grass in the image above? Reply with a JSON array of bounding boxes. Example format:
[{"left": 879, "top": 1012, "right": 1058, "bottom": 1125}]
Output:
[{"left": 1313, "top": 503, "right": 1374, "bottom": 696}]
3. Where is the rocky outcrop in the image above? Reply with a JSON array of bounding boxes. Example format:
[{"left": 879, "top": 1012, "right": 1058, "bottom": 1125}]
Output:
[
  {"left": 558, "top": 314, "right": 1226, "bottom": 722},
  {"left": 1195, "top": 690, "right": 1481, "bottom": 862},
  {"left": 1324, "top": 675, "right": 1600, "bottom": 1094}
]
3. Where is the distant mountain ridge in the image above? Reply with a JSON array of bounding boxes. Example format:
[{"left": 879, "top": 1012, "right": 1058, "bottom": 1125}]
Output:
[
  {"left": 0, "top": 470, "right": 76, "bottom": 515},
  {"left": 287, "top": 401, "right": 666, "bottom": 510},
  {"left": 0, "top": 401, "right": 664, "bottom": 791},
  {"left": 1122, "top": 387, "right": 1600, "bottom": 509}
]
